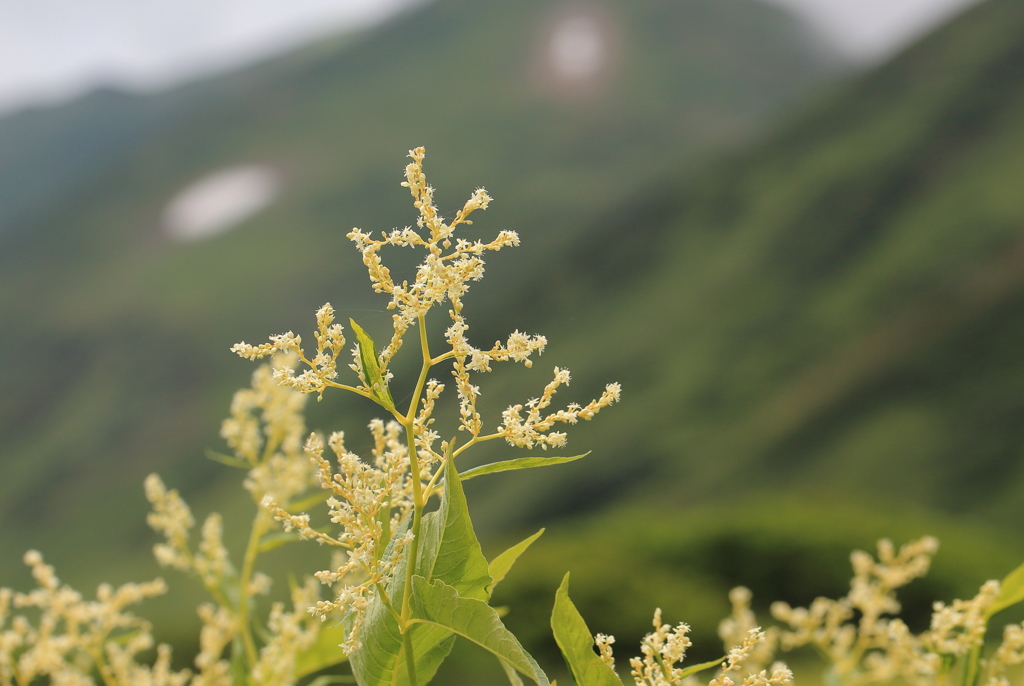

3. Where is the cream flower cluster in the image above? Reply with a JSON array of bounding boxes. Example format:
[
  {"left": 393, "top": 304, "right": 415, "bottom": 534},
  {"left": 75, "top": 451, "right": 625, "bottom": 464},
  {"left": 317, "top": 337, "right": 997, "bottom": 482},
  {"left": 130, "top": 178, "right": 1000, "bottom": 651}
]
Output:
[
  {"left": 249, "top": 579, "right": 321, "bottom": 686},
  {"left": 594, "top": 537, "right": 1024, "bottom": 686},
  {"left": 0, "top": 551, "right": 182, "bottom": 686},
  {"left": 708, "top": 630, "right": 792, "bottom": 686},
  {"left": 729, "top": 536, "right": 1024, "bottom": 686},
  {"left": 770, "top": 536, "right": 939, "bottom": 682},
  {"left": 230, "top": 305, "right": 346, "bottom": 401},
  {"left": 141, "top": 357, "right": 327, "bottom": 686},
  {"left": 499, "top": 367, "right": 622, "bottom": 449},
  {"left": 629, "top": 609, "right": 694, "bottom": 686},
  {"left": 596, "top": 606, "right": 790, "bottom": 686},
  {"left": 229, "top": 149, "right": 618, "bottom": 452},
  {"left": 144, "top": 353, "right": 317, "bottom": 600},
  {"left": 262, "top": 424, "right": 417, "bottom": 654},
  {"left": 718, "top": 587, "right": 780, "bottom": 680}
]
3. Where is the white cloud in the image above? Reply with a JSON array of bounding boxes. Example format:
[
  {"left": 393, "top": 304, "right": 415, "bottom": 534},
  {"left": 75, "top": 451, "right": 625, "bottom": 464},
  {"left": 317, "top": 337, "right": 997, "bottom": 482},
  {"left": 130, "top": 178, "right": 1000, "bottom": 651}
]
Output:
[
  {"left": 0, "top": 0, "right": 422, "bottom": 114},
  {"left": 764, "top": 0, "right": 982, "bottom": 62}
]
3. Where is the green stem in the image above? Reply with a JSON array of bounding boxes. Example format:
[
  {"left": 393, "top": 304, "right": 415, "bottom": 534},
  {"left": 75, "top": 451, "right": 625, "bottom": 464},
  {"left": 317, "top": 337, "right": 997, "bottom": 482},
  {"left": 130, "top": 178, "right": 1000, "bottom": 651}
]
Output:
[
  {"left": 403, "top": 630, "right": 419, "bottom": 686},
  {"left": 376, "top": 583, "right": 403, "bottom": 625},
  {"left": 399, "top": 419, "right": 425, "bottom": 613},
  {"left": 963, "top": 642, "right": 984, "bottom": 686},
  {"left": 89, "top": 645, "right": 118, "bottom": 686},
  {"left": 396, "top": 314, "right": 434, "bottom": 685},
  {"left": 405, "top": 316, "right": 433, "bottom": 425},
  {"left": 452, "top": 433, "right": 501, "bottom": 458},
  {"left": 237, "top": 508, "right": 271, "bottom": 667}
]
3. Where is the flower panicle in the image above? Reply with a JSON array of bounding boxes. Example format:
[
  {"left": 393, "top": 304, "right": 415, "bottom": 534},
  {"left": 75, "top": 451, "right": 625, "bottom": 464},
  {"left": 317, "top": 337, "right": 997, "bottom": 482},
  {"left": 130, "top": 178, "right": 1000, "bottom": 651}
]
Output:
[
  {"left": 216, "top": 147, "right": 622, "bottom": 680},
  {"left": 499, "top": 368, "right": 621, "bottom": 449},
  {"left": 0, "top": 551, "right": 185, "bottom": 686}
]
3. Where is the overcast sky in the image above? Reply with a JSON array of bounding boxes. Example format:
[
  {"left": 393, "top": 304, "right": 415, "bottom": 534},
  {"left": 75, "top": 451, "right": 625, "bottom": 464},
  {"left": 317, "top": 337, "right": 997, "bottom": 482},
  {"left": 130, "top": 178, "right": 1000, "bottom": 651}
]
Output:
[{"left": 0, "top": 0, "right": 981, "bottom": 116}]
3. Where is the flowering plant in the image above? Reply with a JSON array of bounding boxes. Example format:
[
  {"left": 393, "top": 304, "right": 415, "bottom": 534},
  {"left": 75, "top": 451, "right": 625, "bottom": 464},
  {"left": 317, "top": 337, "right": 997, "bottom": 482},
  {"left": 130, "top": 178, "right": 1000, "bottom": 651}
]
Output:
[{"left": 2, "top": 149, "right": 1024, "bottom": 686}]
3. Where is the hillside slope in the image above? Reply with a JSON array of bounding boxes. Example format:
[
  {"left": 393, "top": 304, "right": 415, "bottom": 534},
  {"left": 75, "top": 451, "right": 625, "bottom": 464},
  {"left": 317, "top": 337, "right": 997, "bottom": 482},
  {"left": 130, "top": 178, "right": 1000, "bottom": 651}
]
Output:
[{"left": 476, "top": 0, "right": 1024, "bottom": 532}]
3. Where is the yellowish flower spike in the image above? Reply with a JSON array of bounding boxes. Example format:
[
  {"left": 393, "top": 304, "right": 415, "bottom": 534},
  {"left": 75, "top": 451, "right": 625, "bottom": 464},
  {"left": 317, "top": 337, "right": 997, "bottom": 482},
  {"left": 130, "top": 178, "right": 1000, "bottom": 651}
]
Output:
[{"left": 229, "top": 147, "right": 621, "bottom": 655}]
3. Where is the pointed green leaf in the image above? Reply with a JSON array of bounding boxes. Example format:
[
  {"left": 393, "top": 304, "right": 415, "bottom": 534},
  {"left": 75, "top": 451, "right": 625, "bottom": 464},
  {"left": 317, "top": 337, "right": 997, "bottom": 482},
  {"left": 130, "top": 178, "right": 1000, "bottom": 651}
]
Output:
[
  {"left": 348, "top": 516, "right": 453, "bottom": 686},
  {"left": 427, "top": 456, "right": 492, "bottom": 600},
  {"left": 346, "top": 588, "right": 455, "bottom": 686},
  {"left": 286, "top": 489, "right": 331, "bottom": 512},
  {"left": 230, "top": 636, "right": 247, "bottom": 686},
  {"left": 678, "top": 657, "right": 726, "bottom": 679},
  {"left": 986, "top": 560, "right": 1024, "bottom": 618},
  {"left": 257, "top": 531, "right": 299, "bottom": 553},
  {"left": 500, "top": 659, "right": 526, "bottom": 686},
  {"left": 294, "top": 621, "right": 350, "bottom": 678},
  {"left": 349, "top": 318, "right": 394, "bottom": 409},
  {"left": 411, "top": 576, "right": 549, "bottom": 686},
  {"left": 349, "top": 455, "right": 493, "bottom": 686},
  {"left": 459, "top": 454, "right": 589, "bottom": 481},
  {"left": 550, "top": 573, "right": 621, "bottom": 686},
  {"left": 488, "top": 529, "right": 545, "bottom": 594},
  {"left": 305, "top": 676, "right": 356, "bottom": 686},
  {"left": 205, "top": 448, "right": 249, "bottom": 469}
]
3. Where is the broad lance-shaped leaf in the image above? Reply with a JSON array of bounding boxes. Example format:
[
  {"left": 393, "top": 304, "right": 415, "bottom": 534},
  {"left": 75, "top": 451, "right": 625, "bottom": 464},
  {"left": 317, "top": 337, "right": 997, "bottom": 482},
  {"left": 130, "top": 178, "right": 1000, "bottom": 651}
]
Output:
[
  {"left": 488, "top": 529, "right": 544, "bottom": 594},
  {"left": 294, "top": 622, "right": 350, "bottom": 679},
  {"left": 347, "top": 516, "right": 455, "bottom": 686},
  {"left": 349, "top": 457, "right": 493, "bottom": 686},
  {"left": 305, "top": 676, "right": 356, "bottom": 686},
  {"left": 349, "top": 318, "right": 395, "bottom": 409},
  {"left": 965, "top": 559, "right": 1024, "bottom": 686},
  {"left": 348, "top": 593, "right": 455, "bottom": 686},
  {"left": 412, "top": 576, "right": 549, "bottom": 686},
  {"left": 500, "top": 659, "right": 525, "bottom": 686},
  {"left": 204, "top": 448, "right": 248, "bottom": 469},
  {"left": 986, "top": 559, "right": 1024, "bottom": 618},
  {"left": 459, "top": 454, "right": 589, "bottom": 481},
  {"left": 424, "top": 454, "right": 492, "bottom": 600},
  {"left": 256, "top": 531, "right": 299, "bottom": 553},
  {"left": 550, "top": 573, "right": 621, "bottom": 686}
]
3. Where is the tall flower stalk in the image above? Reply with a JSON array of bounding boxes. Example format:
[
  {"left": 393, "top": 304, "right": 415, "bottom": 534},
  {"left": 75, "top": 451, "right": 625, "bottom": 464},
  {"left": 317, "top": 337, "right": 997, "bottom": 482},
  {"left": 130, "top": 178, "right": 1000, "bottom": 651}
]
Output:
[{"left": 231, "top": 147, "right": 620, "bottom": 684}]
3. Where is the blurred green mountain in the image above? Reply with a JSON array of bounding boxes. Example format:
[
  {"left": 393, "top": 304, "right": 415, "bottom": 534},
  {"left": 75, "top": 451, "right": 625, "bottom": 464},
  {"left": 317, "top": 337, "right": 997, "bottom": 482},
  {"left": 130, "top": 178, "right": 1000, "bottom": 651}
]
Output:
[
  {"left": 0, "top": 0, "right": 835, "bottom": 648},
  {"left": 453, "top": 0, "right": 1024, "bottom": 676},
  {"left": 495, "top": 0, "right": 1024, "bottom": 531}
]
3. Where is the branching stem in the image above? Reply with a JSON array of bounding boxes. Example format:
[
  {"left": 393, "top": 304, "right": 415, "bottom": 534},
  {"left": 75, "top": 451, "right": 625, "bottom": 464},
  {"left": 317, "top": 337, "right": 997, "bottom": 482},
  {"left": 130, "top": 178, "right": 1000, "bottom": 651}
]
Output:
[{"left": 397, "top": 314, "right": 434, "bottom": 685}]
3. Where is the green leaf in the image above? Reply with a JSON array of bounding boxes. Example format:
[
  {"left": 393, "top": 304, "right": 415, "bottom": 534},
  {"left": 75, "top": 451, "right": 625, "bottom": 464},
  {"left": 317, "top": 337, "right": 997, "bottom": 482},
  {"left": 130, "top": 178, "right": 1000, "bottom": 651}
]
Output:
[
  {"left": 294, "top": 622, "right": 351, "bottom": 678},
  {"left": 349, "top": 455, "right": 493, "bottom": 686},
  {"left": 550, "top": 573, "right": 621, "bottom": 686},
  {"left": 305, "top": 676, "right": 356, "bottom": 686},
  {"left": 488, "top": 529, "right": 544, "bottom": 594},
  {"left": 424, "top": 456, "right": 492, "bottom": 600},
  {"left": 347, "top": 583, "right": 456, "bottom": 686},
  {"left": 411, "top": 576, "right": 549, "bottom": 686},
  {"left": 500, "top": 658, "right": 526, "bottom": 686},
  {"left": 459, "top": 454, "right": 589, "bottom": 481},
  {"left": 986, "top": 560, "right": 1024, "bottom": 618},
  {"left": 349, "top": 318, "right": 395, "bottom": 409},
  {"left": 256, "top": 531, "right": 299, "bottom": 553},
  {"left": 678, "top": 657, "right": 726, "bottom": 679},
  {"left": 348, "top": 516, "right": 452, "bottom": 686},
  {"left": 286, "top": 489, "right": 331, "bottom": 512},
  {"left": 205, "top": 448, "right": 249, "bottom": 469},
  {"left": 230, "top": 636, "right": 247, "bottom": 686}
]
